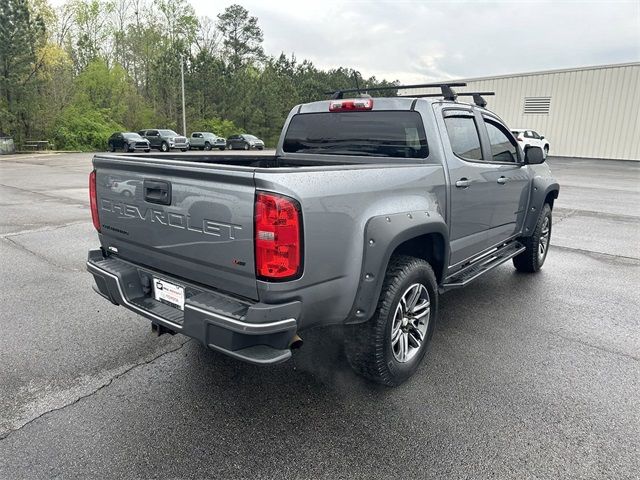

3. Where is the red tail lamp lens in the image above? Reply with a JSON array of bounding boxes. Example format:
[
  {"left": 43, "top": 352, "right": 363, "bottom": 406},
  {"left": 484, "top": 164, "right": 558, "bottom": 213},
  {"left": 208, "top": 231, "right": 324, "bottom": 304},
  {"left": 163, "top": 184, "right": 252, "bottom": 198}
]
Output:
[
  {"left": 89, "top": 170, "right": 100, "bottom": 232},
  {"left": 255, "top": 192, "right": 302, "bottom": 280}
]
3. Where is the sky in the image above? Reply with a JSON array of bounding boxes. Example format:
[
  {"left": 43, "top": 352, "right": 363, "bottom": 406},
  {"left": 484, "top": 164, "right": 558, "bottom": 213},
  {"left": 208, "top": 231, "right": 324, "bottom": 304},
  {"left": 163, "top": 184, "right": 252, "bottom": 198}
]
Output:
[{"left": 196, "top": 0, "right": 639, "bottom": 83}]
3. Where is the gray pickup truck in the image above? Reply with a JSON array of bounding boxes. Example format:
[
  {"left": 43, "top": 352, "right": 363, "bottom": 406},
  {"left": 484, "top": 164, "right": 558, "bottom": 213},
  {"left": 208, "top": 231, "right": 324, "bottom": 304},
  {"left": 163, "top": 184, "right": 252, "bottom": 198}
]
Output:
[{"left": 88, "top": 83, "right": 559, "bottom": 386}]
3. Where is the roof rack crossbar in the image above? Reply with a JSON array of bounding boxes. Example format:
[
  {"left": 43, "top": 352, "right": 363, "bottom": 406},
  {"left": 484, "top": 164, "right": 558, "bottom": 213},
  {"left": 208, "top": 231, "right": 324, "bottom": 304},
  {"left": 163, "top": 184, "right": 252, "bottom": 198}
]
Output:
[
  {"left": 398, "top": 91, "right": 495, "bottom": 107},
  {"left": 326, "top": 82, "right": 467, "bottom": 100}
]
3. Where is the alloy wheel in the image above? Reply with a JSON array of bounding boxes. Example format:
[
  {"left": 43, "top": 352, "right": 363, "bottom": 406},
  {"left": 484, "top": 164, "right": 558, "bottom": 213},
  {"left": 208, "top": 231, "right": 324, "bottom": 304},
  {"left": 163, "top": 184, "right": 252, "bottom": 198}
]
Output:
[
  {"left": 391, "top": 283, "right": 430, "bottom": 363},
  {"left": 539, "top": 216, "right": 551, "bottom": 262}
]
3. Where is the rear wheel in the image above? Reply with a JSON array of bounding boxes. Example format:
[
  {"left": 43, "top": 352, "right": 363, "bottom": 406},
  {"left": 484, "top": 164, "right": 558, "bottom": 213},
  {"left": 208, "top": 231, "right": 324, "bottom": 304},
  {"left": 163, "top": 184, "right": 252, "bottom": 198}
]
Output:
[
  {"left": 344, "top": 255, "right": 438, "bottom": 386},
  {"left": 513, "top": 203, "right": 552, "bottom": 273}
]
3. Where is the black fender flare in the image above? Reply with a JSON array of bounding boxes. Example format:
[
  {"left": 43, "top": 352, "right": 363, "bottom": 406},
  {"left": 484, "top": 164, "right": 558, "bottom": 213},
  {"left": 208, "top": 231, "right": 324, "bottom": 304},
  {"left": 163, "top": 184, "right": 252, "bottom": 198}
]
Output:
[
  {"left": 523, "top": 181, "right": 559, "bottom": 235},
  {"left": 345, "top": 211, "right": 449, "bottom": 324}
]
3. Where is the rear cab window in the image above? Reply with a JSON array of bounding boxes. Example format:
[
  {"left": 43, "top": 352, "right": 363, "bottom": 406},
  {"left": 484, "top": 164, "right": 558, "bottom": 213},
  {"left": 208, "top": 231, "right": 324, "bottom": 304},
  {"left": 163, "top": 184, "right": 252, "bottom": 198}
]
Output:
[
  {"left": 443, "top": 114, "right": 483, "bottom": 161},
  {"left": 283, "top": 111, "right": 428, "bottom": 159}
]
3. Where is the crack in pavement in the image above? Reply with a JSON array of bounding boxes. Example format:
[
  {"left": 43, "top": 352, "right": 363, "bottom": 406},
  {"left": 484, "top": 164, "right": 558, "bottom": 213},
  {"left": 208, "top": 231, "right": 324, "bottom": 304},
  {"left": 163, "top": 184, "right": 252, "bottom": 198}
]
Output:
[
  {"left": 552, "top": 244, "right": 640, "bottom": 263},
  {"left": 0, "top": 183, "right": 89, "bottom": 207},
  {"left": 1, "top": 236, "right": 81, "bottom": 273},
  {"left": 0, "top": 339, "right": 191, "bottom": 442},
  {"left": 0, "top": 220, "right": 89, "bottom": 239}
]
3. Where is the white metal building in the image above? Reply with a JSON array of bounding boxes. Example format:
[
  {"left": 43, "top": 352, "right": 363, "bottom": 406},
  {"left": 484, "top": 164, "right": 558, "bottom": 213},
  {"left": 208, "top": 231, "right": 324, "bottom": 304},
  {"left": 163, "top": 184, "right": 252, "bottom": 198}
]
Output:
[{"left": 411, "top": 62, "right": 640, "bottom": 161}]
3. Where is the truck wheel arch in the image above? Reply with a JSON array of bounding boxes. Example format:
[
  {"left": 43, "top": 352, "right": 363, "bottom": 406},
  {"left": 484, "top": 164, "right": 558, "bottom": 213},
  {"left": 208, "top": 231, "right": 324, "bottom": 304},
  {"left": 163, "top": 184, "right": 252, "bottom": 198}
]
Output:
[
  {"left": 523, "top": 182, "right": 559, "bottom": 235},
  {"left": 345, "top": 212, "right": 449, "bottom": 325}
]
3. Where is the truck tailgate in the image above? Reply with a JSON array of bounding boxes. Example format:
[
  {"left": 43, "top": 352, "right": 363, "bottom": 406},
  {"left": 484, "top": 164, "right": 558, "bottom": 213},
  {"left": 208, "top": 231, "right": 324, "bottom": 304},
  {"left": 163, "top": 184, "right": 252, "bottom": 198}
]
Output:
[{"left": 93, "top": 156, "right": 258, "bottom": 300}]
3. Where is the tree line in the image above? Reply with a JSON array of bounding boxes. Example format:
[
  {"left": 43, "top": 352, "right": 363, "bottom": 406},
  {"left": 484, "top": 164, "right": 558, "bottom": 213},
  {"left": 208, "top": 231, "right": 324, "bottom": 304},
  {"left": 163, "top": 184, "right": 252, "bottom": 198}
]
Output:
[{"left": 0, "top": 0, "right": 399, "bottom": 150}]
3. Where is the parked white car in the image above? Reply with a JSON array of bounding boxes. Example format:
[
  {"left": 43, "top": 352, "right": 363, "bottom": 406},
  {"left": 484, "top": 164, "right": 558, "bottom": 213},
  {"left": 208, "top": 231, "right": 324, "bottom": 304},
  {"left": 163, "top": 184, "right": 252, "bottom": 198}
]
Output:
[{"left": 511, "top": 129, "right": 550, "bottom": 158}]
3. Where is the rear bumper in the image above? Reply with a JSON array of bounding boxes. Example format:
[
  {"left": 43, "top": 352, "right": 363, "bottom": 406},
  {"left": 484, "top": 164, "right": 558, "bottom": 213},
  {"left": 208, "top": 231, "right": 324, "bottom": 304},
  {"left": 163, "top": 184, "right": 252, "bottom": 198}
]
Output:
[{"left": 87, "top": 249, "right": 300, "bottom": 365}]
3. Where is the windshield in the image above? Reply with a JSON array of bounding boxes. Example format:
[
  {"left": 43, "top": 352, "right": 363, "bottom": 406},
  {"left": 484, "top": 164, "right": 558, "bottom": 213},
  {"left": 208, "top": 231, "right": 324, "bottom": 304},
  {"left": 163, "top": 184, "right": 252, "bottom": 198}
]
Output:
[
  {"left": 283, "top": 111, "right": 428, "bottom": 158},
  {"left": 123, "top": 132, "right": 143, "bottom": 140},
  {"left": 159, "top": 130, "right": 179, "bottom": 136}
]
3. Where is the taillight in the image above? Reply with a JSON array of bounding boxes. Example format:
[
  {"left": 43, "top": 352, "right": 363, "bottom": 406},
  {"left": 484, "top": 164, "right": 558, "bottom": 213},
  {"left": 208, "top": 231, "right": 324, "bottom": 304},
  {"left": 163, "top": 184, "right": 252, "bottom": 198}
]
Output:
[
  {"left": 329, "top": 98, "right": 373, "bottom": 112},
  {"left": 255, "top": 192, "right": 302, "bottom": 280},
  {"left": 89, "top": 170, "right": 100, "bottom": 232}
]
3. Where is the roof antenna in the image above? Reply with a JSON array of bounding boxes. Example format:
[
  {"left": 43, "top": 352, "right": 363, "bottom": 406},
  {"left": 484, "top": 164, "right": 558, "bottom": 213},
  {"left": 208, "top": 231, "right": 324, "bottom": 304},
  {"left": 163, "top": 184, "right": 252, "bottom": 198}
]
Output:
[{"left": 353, "top": 72, "right": 361, "bottom": 95}]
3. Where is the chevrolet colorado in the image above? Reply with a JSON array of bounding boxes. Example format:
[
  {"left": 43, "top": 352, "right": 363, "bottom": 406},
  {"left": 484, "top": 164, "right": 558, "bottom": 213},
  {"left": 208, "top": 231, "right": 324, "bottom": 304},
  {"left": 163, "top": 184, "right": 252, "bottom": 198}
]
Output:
[{"left": 87, "top": 84, "right": 559, "bottom": 386}]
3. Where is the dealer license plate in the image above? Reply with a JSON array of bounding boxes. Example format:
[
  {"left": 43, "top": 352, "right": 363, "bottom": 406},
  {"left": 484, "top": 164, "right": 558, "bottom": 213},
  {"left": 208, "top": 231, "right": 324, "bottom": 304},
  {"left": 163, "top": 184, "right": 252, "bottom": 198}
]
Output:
[{"left": 153, "top": 278, "right": 185, "bottom": 310}]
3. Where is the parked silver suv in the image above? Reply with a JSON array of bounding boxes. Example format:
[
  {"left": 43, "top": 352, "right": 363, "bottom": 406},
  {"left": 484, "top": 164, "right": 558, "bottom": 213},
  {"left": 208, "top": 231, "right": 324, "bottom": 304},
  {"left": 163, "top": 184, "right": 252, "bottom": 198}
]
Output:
[{"left": 189, "top": 132, "right": 226, "bottom": 151}]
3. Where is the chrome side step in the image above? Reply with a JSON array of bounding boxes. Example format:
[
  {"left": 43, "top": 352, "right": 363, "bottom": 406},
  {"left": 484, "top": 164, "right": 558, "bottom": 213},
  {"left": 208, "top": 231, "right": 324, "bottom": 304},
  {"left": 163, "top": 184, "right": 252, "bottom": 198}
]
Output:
[{"left": 440, "top": 241, "right": 525, "bottom": 292}]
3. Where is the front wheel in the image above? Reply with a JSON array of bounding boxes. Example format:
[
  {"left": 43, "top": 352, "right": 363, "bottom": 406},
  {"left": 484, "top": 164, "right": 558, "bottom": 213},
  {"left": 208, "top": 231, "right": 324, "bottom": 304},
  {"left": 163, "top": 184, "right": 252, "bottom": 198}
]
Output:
[
  {"left": 344, "top": 255, "right": 438, "bottom": 386},
  {"left": 244, "top": 143, "right": 249, "bottom": 150},
  {"left": 513, "top": 204, "right": 552, "bottom": 273},
  {"left": 109, "top": 143, "right": 115, "bottom": 152},
  {"left": 204, "top": 142, "right": 211, "bottom": 151},
  {"left": 219, "top": 147, "right": 226, "bottom": 151},
  {"left": 180, "top": 148, "right": 187, "bottom": 152},
  {"left": 160, "top": 142, "right": 169, "bottom": 152},
  {"left": 543, "top": 145, "right": 549, "bottom": 159}
]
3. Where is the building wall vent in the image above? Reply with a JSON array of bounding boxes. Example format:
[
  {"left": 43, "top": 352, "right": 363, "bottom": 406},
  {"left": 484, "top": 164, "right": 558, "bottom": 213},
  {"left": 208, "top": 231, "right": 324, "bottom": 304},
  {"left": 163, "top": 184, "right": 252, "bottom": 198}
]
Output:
[{"left": 523, "top": 97, "right": 551, "bottom": 115}]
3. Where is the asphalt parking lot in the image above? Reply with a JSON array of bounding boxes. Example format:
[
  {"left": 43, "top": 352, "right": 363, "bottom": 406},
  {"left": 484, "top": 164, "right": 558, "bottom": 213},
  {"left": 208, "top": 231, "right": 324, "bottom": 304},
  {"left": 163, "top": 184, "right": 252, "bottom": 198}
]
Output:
[{"left": 0, "top": 151, "right": 638, "bottom": 479}]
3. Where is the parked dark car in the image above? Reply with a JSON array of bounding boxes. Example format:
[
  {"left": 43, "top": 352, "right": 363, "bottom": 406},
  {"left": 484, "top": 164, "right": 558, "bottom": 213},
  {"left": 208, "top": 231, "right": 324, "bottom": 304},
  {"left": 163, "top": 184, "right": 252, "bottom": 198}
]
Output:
[
  {"left": 227, "top": 134, "right": 265, "bottom": 150},
  {"left": 108, "top": 132, "right": 150, "bottom": 153},
  {"left": 138, "top": 129, "right": 189, "bottom": 152}
]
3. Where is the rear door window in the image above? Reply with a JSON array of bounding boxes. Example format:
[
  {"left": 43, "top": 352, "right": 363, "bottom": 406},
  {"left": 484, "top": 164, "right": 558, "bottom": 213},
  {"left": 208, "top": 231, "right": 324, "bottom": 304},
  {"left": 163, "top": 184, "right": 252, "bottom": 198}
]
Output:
[
  {"left": 443, "top": 115, "right": 483, "bottom": 161},
  {"left": 283, "top": 111, "right": 428, "bottom": 158}
]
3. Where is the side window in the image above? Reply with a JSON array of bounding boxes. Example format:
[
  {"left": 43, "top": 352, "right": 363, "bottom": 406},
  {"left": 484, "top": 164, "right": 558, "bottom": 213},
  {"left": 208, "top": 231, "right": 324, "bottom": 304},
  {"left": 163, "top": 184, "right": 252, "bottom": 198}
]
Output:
[
  {"left": 484, "top": 120, "right": 518, "bottom": 163},
  {"left": 531, "top": 131, "right": 541, "bottom": 139},
  {"left": 443, "top": 115, "right": 483, "bottom": 161},
  {"left": 524, "top": 130, "right": 532, "bottom": 138}
]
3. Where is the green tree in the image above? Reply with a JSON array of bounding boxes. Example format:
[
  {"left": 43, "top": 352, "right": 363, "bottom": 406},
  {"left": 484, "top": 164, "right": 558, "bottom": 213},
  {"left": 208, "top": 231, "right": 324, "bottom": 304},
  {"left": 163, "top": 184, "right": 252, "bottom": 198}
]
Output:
[
  {"left": 216, "top": 4, "right": 263, "bottom": 71},
  {"left": 0, "top": 0, "right": 46, "bottom": 141}
]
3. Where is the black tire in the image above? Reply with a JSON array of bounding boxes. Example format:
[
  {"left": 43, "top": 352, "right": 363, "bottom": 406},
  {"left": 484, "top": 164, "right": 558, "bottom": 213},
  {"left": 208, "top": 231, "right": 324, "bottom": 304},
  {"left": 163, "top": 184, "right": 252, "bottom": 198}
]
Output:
[
  {"left": 109, "top": 143, "right": 115, "bottom": 153},
  {"left": 180, "top": 148, "right": 187, "bottom": 152},
  {"left": 344, "top": 255, "right": 438, "bottom": 386},
  {"left": 244, "top": 143, "right": 249, "bottom": 150},
  {"left": 122, "top": 190, "right": 132, "bottom": 198},
  {"left": 513, "top": 203, "right": 552, "bottom": 273},
  {"left": 228, "top": 144, "right": 233, "bottom": 150},
  {"left": 219, "top": 147, "right": 225, "bottom": 151},
  {"left": 145, "top": 149, "right": 150, "bottom": 153},
  {"left": 161, "top": 141, "right": 169, "bottom": 152},
  {"left": 257, "top": 146, "right": 264, "bottom": 150},
  {"left": 204, "top": 142, "right": 211, "bottom": 151},
  {"left": 543, "top": 145, "right": 549, "bottom": 159},
  {"left": 122, "top": 143, "right": 130, "bottom": 153}
]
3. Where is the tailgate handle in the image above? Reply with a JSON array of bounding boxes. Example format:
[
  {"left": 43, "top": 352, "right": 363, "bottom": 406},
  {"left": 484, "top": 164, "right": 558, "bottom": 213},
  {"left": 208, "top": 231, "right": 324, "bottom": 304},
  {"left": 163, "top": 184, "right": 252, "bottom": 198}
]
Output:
[{"left": 143, "top": 180, "right": 171, "bottom": 205}]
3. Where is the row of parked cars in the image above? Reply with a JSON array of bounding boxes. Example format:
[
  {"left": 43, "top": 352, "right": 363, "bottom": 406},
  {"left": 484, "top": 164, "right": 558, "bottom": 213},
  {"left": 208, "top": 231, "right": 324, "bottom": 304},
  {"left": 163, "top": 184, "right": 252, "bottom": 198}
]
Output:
[{"left": 107, "top": 130, "right": 265, "bottom": 153}]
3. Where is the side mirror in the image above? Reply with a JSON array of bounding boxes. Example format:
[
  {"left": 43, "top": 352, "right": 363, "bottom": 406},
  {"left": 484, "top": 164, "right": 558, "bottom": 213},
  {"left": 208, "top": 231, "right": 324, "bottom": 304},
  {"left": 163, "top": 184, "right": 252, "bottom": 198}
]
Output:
[
  {"left": 524, "top": 146, "right": 545, "bottom": 165},
  {"left": 540, "top": 136, "right": 545, "bottom": 140}
]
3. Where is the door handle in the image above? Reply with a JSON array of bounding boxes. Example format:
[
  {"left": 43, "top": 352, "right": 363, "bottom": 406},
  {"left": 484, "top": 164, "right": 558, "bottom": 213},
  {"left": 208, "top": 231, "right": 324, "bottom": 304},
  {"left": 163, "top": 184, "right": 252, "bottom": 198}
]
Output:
[
  {"left": 455, "top": 178, "right": 470, "bottom": 188},
  {"left": 497, "top": 176, "right": 508, "bottom": 185}
]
